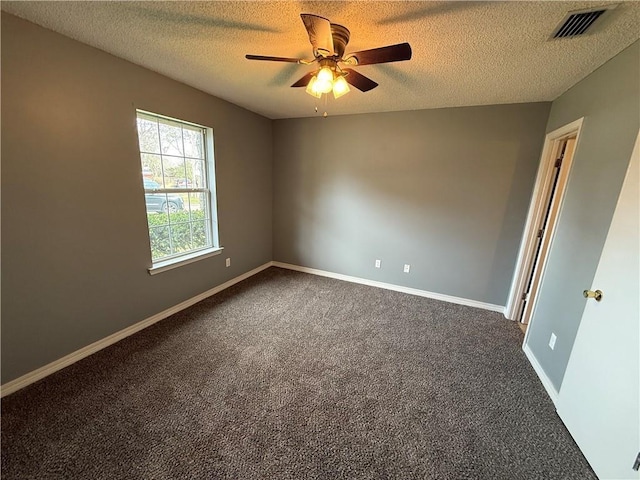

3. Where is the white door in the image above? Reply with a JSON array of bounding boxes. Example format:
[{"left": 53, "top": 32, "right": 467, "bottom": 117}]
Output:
[{"left": 557, "top": 131, "right": 640, "bottom": 479}]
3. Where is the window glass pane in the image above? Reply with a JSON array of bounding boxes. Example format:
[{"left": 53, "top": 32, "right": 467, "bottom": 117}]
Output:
[
  {"left": 163, "top": 193, "right": 184, "bottom": 214},
  {"left": 191, "top": 219, "right": 210, "bottom": 250},
  {"left": 147, "top": 209, "right": 169, "bottom": 227},
  {"left": 141, "top": 154, "right": 162, "bottom": 184},
  {"left": 137, "top": 116, "right": 160, "bottom": 154},
  {"left": 170, "top": 220, "right": 193, "bottom": 254},
  {"left": 143, "top": 193, "right": 182, "bottom": 215},
  {"left": 174, "top": 178, "right": 193, "bottom": 189},
  {"left": 176, "top": 192, "right": 188, "bottom": 212},
  {"left": 197, "top": 161, "right": 206, "bottom": 189},
  {"left": 162, "top": 155, "right": 187, "bottom": 188},
  {"left": 187, "top": 192, "right": 203, "bottom": 214},
  {"left": 183, "top": 127, "right": 204, "bottom": 159},
  {"left": 158, "top": 120, "right": 184, "bottom": 156},
  {"left": 185, "top": 159, "right": 205, "bottom": 189},
  {"left": 149, "top": 225, "right": 172, "bottom": 259},
  {"left": 144, "top": 190, "right": 165, "bottom": 215},
  {"left": 202, "top": 192, "right": 211, "bottom": 219}
]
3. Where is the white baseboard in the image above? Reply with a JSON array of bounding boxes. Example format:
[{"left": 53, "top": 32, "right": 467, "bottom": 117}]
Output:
[
  {"left": 523, "top": 344, "right": 559, "bottom": 405},
  {"left": 0, "top": 262, "right": 272, "bottom": 398},
  {"left": 272, "top": 261, "right": 505, "bottom": 313}
]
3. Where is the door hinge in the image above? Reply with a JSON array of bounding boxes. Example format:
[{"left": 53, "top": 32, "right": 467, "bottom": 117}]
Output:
[
  {"left": 633, "top": 451, "right": 640, "bottom": 471},
  {"left": 521, "top": 292, "right": 528, "bottom": 301},
  {"left": 537, "top": 228, "right": 544, "bottom": 239},
  {"left": 555, "top": 157, "right": 563, "bottom": 168}
]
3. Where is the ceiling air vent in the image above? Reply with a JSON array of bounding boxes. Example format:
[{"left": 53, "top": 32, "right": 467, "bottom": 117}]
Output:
[{"left": 551, "top": 5, "right": 615, "bottom": 39}]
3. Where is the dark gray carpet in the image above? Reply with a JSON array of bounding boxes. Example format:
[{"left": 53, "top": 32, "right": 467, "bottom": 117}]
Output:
[{"left": 1, "top": 267, "right": 594, "bottom": 479}]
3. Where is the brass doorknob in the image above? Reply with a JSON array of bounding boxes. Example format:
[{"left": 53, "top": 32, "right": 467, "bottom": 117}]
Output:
[{"left": 583, "top": 289, "right": 603, "bottom": 302}]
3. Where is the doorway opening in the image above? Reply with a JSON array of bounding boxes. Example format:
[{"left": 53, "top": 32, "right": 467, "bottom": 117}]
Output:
[{"left": 505, "top": 118, "right": 583, "bottom": 327}]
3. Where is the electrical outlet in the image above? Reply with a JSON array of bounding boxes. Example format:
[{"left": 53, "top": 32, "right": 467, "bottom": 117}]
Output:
[
  {"left": 225, "top": 258, "right": 231, "bottom": 267},
  {"left": 549, "top": 333, "right": 557, "bottom": 350},
  {"left": 404, "top": 264, "right": 411, "bottom": 273},
  {"left": 375, "top": 259, "right": 381, "bottom": 268}
]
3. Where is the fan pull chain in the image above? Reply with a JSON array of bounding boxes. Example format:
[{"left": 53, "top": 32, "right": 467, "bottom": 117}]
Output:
[{"left": 312, "top": 96, "right": 329, "bottom": 117}]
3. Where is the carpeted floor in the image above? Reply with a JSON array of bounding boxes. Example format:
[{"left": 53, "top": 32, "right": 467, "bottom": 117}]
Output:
[{"left": 1, "top": 267, "right": 595, "bottom": 479}]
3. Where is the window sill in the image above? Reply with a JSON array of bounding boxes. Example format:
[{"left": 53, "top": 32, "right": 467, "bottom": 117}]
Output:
[{"left": 148, "top": 247, "right": 223, "bottom": 275}]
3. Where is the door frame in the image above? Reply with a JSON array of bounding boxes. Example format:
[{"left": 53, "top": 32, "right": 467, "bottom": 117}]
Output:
[{"left": 505, "top": 118, "right": 584, "bottom": 322}]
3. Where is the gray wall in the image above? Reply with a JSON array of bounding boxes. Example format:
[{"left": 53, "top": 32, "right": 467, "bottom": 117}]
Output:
[
  {"left": 273, "top": 103, "right": 551, "bottom": 306},
  {"left": 1, "top": 14, "right": 273, "bottom": 384},
  {"left": 526, "top": 41, "right": 640, "bottom": 391}
]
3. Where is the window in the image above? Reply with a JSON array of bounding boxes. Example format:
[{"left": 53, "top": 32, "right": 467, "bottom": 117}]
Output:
[{"left": 135, "top": 110, "right": 220, "bottom": 273}]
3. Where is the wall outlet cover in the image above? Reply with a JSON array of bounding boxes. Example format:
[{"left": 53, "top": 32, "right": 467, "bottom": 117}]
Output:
[
  {"left": 375, "top": 259, "right": 381, "bottom": 268},
  {"left": 225, "top": 258, "right": 231, "bottom": 267},
  {"left": 549, "top": 333, "right": 557, "bottom": 350},
  {"left": 404, "top": 264, "right": 411, "bottom": 273}
]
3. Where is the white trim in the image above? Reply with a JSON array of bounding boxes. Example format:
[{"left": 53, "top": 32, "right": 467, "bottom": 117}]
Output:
[
  {"left": 148, "top": 247, "right": 223, "bottom": 275},
  {"left": 523, "top": 344, "right": 559, "bottom": 406},
  {"left": 0, "top": 262, "right": 272, "bottom": 398},
  {"left": 505, "top": 117, "right": 584, "bottom": 322},
  {"left": 272, "top": 261, "right": 505, "bottom": 313}
]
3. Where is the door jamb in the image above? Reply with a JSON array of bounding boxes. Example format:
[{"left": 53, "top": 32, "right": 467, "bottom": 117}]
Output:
[{"left": 505, "top": 118, "right": 584, "bottom": 322}]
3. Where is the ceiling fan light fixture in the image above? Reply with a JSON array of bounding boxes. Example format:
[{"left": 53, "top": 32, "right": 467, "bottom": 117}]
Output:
[
  {"left": 312, "top": 70, "right": 333, "bottom": 94},
  {"left": 312, "top": 66, "right": 335, "bottom": 94},
  {"left": 247, "top": 13, "right": 413, "bottom": 103},
  {"left": 332, "top": 75, "right": 350, "bottom": 98},
  {"left": 317, "top": 66, "right": 333, "bottom": 83},
  {"left": 306, "top": 68, "right": 350, "bottom": 99},
  {"left": 305, "top": 76, "right": 322, "bottom": 98},
  {"left": 316, "top": 79, "right": 333, "bottom": 94}
]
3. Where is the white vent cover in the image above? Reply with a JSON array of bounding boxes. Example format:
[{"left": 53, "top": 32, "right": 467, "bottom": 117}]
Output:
[{"left": 551, "top": 5, "right": 617, "bottom": 39}]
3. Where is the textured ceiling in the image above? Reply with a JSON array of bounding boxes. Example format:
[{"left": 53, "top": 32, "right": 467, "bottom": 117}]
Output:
[{"left": 2, "top": 1, "right": 639, "bottom": 119}]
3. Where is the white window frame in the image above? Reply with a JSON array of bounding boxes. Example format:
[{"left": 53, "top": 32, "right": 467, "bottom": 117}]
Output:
[{"left": 135, "top": 109, "right": 222, "bottom": 274}]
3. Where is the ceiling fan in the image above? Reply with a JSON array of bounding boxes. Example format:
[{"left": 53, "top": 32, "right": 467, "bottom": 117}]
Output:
[{"left": 246, "top": 13, "right": 412, "bottom": 99}]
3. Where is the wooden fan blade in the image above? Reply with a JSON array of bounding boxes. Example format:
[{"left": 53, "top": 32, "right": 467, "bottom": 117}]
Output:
[
  {"left": 245, "top": 54, "right": 302, "bottom": 63},
  {"left": 300, "top": 13, "right": 335, "bottom": 56},
  {"left": 345, "top": 43, "right": 412, "bottom": 65},
  {"left": 291, "top": 72, "right": 316, "bottom": 88},
  {"left": 343, "top": 69, "right": 378, "bottom": 92}
]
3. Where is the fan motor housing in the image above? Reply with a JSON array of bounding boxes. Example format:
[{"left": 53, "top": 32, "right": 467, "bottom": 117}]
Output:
[{"left": 330, "top": 23, "right": 350, "bottom": 59}]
